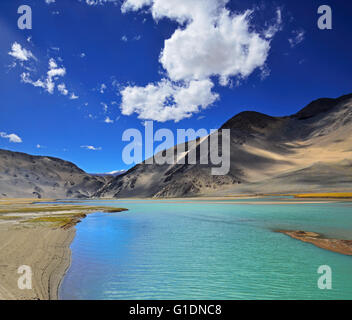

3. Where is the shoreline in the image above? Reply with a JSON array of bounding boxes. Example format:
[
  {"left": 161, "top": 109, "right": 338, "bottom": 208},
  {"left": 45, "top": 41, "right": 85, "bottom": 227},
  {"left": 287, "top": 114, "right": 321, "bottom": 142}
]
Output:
[
  {"left": 1, "top": 196, "right": 351, "bottom": 299},
  {"left": 0, "top": 224, "right": 76, "bottom": 300},
  {"left": 277, "top": 230, "right": 352, "bottom": 256},
  {"left": 55, "top": 229, "right": 75, "bottom": 300},
  {"left": 0, "top": 201, "right": 127, "bottom": 300}
]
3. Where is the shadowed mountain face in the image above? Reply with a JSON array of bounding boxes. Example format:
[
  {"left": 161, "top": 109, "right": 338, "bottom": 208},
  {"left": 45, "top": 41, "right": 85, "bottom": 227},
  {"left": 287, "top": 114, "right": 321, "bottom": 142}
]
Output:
[
  {"left": 0, "top": 150, "right": 108, "bottom": 199},
  {"left": 2, "top": 93, "right": 352, "bottom": 199},
  {"left": 96, "top": 93, "right": 352, "bottom": 198}
]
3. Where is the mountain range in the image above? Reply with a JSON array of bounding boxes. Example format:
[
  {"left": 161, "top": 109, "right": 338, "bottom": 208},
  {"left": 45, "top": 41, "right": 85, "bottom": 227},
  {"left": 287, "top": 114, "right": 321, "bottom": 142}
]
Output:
[
  {"left": 1, "top": 93, "right": 352, "bottom": 199},
  {"left": 0, "top": 150, "right": 108, "bottom": 199}
]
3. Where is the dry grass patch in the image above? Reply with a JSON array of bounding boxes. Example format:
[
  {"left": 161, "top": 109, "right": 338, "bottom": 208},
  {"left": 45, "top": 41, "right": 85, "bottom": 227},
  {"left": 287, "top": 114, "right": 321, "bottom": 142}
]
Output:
[
  {"left": 0, "top": 200, "right": 128, "bottom": 229},
  {"left": 294, "top": 193, "right": 352, "bottom": 199},
  {"left": 0, "top": 215, "right": 23, "bottom": 221},
  {"left": 0, "top": 205, "right": 128, "bottom": 214}
]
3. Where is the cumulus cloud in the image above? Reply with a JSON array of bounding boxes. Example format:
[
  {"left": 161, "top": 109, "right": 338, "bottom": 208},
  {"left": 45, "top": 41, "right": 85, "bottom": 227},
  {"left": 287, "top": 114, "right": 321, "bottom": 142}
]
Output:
[
  {"left": 120, "top": 0, "right": 281, "bottom": 121},
  {"left": 121, "top": 0, "right": 152, "bottom": 14},
  {"left": 121, "top": 78, "right": 218, "bottom": 122},
  {"left": 8, "top": 42, "right": 36, "bottom": 61},
  {"left": 9, "top": 42, "right": 79, "bottom": 100},
  {"left": 45, "top": 0, "right": 56, "bottom": 4},
  {"left": 21, "top": 73, "right": 46, "bottom": 89},
  {"left": 161, "top": 10, "right": 272, "bottom": 85},
  {"left": 58, "top": 83, "right": 68, "bottom": 96},
  {"left": 0, "top": 132, "right": 22, "bottom": 143},
  {"left": 45, "top": 58, "right": 66, "bottom": 94},
  {"left": 81, "top": 145, "right": 102, "bottom": 151},
  {"left": 21, "top": 58, "right": 66, "bottom": 94}
]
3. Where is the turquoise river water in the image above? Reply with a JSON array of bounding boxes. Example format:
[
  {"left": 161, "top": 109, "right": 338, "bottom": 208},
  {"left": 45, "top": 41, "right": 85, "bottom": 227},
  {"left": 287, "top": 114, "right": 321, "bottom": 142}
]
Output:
[{"left": 59, "top": 199, "right": 352, "bottom": 300}]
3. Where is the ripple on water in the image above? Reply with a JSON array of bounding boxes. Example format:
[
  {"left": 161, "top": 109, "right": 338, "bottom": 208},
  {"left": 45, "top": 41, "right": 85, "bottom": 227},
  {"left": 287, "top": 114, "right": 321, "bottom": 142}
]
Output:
[{"left": 60, "top": 200, "right": 352, "bottom": 300}]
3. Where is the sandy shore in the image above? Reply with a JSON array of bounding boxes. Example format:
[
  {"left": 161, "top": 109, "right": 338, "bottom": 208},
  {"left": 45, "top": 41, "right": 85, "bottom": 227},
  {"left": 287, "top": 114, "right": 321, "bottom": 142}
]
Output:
[
  {"left": 0, "top": 200, "right": 127, "bottom": 300},
  {"left": 0, "top": 224, "right": 75, "bottom": 300},
  {"left": 278, "top": 230, "right": 352, "bottom": 256}
]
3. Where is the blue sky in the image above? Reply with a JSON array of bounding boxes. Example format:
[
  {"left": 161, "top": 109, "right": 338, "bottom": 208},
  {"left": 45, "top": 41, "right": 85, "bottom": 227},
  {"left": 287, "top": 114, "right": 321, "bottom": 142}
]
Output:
[{"left": 0, "top": 0, "right": 351, "bottom": 173}]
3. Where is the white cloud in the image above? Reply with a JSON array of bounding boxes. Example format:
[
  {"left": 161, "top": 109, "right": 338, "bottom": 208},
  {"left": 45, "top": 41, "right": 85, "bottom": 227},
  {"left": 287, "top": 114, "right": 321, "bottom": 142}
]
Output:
[
  {"left": 58, "top": 83, "right": 68, "bottom": 96},
  {"left": 21, "top": 73, "right": 46, "bottom": 89},
  {"left": 21, "top": 58, "right": 66, "bottom": 94},
  {"left": 0, "top": 132, "right": 22, "bottom": 143},
  {"left": 264, "top": 8, "right": 283, "bottom": 39},
  {"left": 289, "top": 29, "right": 305, "bottom": 48},
  {"left": 70, "top": 93, "right": 79, "bottom": 100},
  {"left": 101, "top": 102, "right": 108, "bottom": 112},
  {"left": 57, "top": 83, "right": 79, "bottom": 100},
  {"left": 81, "top": 145, "right": 102, "bottom": 151},
  {"left": 120, "top": 78, "right": 218, "bottom": 122},
  {"left": 106, "top": 170, "right": 126, "bottom": 175},
  {"left": 10, "top": 43, "right": 80, "bottom": 100},
  {"left": 80, "top": 53, "right": 86, "bottom": 58},
  {"left": 121, "top": 0, "right": 152, "bottom": 13},
  {"left": 45, "top": 0, "right": 56, "bottom": 4},
  {"left": 104, "top": 116, "right": 114, "bottom": 124},
  {"left": 121, "top": 35, "right": 141, "bottom": 42},
  {"left": 120, "top": 0, "right": 281, "bottom": 121},
  {"left": 8, "top": 42, "right": 36, "bottom": 61},
  {"left": 100, "top": 83, "right": 107, "bottom": 93},
  {"left": 46, "top": 58, "right": 66, "bottom": 94},
  {"left": 84, "top": 0, "right": 120, "bottom": 5}
]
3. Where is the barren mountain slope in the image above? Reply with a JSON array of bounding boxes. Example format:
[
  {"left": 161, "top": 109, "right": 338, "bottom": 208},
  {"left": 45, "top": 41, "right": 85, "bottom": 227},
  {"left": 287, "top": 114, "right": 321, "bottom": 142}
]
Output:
[
  {"left": 0, "top": 150, "right": 107, "bottom": 199},
  {"left": 2, "top": 94, "right": 351, "bottom": 199},
  {"left": 96, "top": 93, "right": 352, "bottom": 198}
]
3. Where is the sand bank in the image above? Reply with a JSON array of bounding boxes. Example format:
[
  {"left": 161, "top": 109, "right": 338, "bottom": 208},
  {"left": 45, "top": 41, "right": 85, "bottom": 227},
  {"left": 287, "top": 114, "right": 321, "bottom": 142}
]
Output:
[
  {"left": 0, "top": 201, "right": 127, "bottom": 300},
  {"left": 0, "top": 225, "right": 75, "bottom": 300},
  {"left": 294, "top": 193, "right": 352, "bottom": 199},
  {"left": 278, "top": 230, "right": 352, "bottom": 256}
]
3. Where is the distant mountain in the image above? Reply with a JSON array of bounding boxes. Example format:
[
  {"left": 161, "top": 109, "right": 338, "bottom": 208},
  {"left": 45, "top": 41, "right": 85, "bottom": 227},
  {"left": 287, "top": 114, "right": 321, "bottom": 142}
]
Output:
[
  {"left": 96, "top": 93, "right": 352, "bottom": 198},
  {"left": 0, "top": 150, "right": 107, "bottom": 199},
  {"left": 2, "top": 93, "right": 352, "bottom": 199},
  {"left": 92, "top": 170, "right": 127, "bottom": 177}
]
